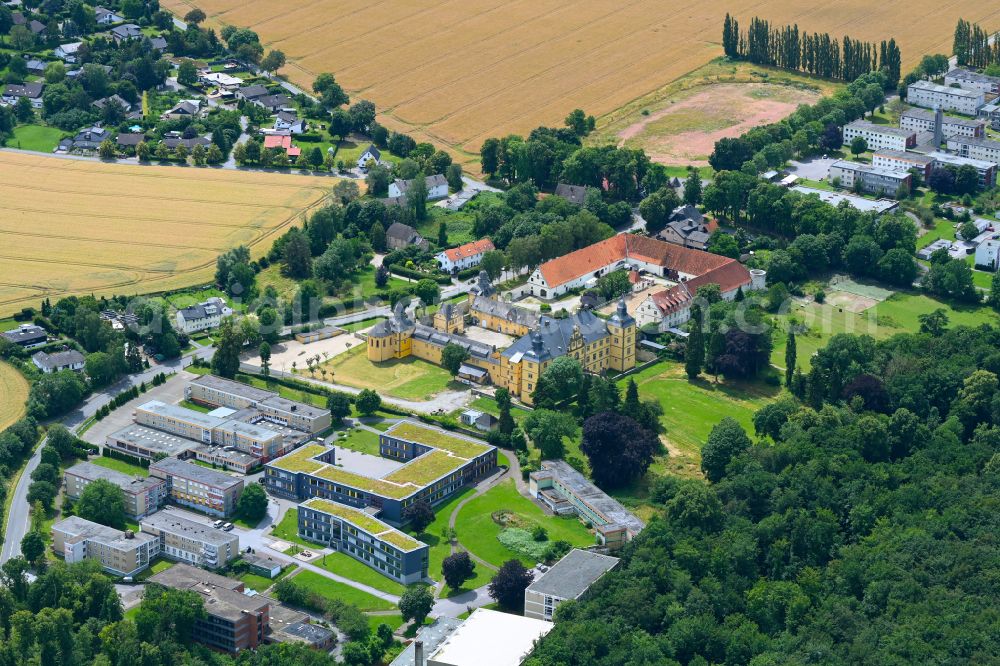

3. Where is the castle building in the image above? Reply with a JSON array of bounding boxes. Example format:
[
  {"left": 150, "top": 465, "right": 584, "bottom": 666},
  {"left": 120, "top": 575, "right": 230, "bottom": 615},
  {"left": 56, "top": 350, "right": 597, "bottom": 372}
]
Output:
[
  {"left": 366, "top": 294, "right": 637, "bottom": 404},
  {"left": 466, "top": 270, "right": 540, "bottom": 337}
]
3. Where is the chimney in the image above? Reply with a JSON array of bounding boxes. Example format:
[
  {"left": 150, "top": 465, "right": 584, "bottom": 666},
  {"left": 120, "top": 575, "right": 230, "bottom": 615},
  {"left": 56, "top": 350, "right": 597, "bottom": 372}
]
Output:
[
  {"left": 934, "top": 105, "right": 944, "bottom": 147},
  {"left": 414, "top": 640, "right": 424, "bottom": 666}
]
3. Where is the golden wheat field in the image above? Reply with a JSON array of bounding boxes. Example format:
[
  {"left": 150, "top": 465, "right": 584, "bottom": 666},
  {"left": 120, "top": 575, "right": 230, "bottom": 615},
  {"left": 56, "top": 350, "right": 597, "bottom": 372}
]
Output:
[
  {"left": 0, "top": 362, "right": 28, "bottom": 431},
  {"left": 0, "top": 152, "right": 331, "bottom": 316},
  {"left": 163, "top": 0, "right": 999, "bottom": 161}
]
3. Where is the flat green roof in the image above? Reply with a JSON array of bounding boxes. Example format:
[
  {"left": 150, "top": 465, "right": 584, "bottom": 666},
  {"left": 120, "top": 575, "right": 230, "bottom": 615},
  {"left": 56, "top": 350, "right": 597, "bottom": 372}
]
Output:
[
  {"left": 314, "top": 465, "right": 416, "bottom": 499},
  {"left": 302, "top": 498, "right": 425, "bottom": 552},
  {"left": 269, "top": 444, "right": 327, "bottom": 474},
  {"left": 386, "top": 422, "right": 491, "bottom": 459},
  {"left": 384, "top": 449, "right": 465, "bottom": 486}
]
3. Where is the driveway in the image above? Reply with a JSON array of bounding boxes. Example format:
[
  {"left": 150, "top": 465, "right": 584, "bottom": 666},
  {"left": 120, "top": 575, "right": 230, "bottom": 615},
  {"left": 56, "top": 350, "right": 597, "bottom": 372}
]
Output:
[{"left": 787, "top": 156, "right": 836, "bottom": 181}]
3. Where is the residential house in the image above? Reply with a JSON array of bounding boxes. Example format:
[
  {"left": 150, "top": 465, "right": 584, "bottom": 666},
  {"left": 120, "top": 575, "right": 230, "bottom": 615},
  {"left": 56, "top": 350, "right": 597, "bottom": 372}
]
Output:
[
  {"left": 554, "top": 183, "right": 589, "bottom": 205},
  {"left": 93, "top": 94, "right": 134, "bottom": 116},
  {"left": 828, "top": 160, "right": 912, "bottom": 196},
  {"left": 273, "top": 110, "right": 305, "bottom": 134},
  {"left": 356, "top": 144, "right": 381, "bottom": 170},
  {"left": 94, "top": 6, "right": 124, "bottom": 24},
  {"left": 2, "top": 82, "right": 43, "bottom": 108},
  {"left": 842, "top": 119, "right": 917, "bottom": 152},
  {"left": 899, "top": 107, "right": 986, "bottom": 138},
  {"left": 161, "top": 99, "right": 201, "bottom": 120},
  {"left": 27, "top": 19, "right": 45, "bottom": 34},
  {"left": 32, "top": 349, "right": 85, "bottom": 373},
  {"left": 25, "top": 58, "right": 45, "bottom": 75},
  {"left": 236, "top": 84, "right": 268, "bottom": 102},
  {"left": 1, "top": 324, "right": 47, "bottom": 348},
  {"left": 944, "top": 67, "right": 1000, "bottom": 95},
  {"left": 263, "top": 133, "right": 300, "bottom": 159},
  {"left": 64, "top": 462, "right": 166, "bottom": 519},
  {"left": 65, "top": 126, "right": 111, "bottom": 151},
  {"left": 116, "top": 132, "right": 146, "bottom": 151},
  {"left": 51, "top": 516, "right": 159, "bottom": 577},
  {"left": 140, "top": 511, "right": 240, "bottom": 569},
  {"left": 385, "top": 222, "right": 429, "bottom": 251},
  {"left": 149, "top": 36, "right": 168, "bottom": 53},
  {"left": 388, "top": 174, "right": 449, "bottom": 200},
  {"left": 54, "top": 41, "right": 83, "bottom": 63},
  {"left": 524, "top": 549, "right": 619, "bottom": 621},
  {"left": 907, "top": 80, "right": 985, "bottom": 115},
  {"left": 161, "top": 131, "right": 212, "bottom": 151},
  {"left": 110, "top": 23, "right": 142, "bottom": 44},
  {"left": 253, "top": 94, "right": 291, "bottom": 113},
  {"left": 656, "top": 204, "right": 717, "bottom": 250},
  {"left": 200, "top": 71, "right": 243, "bottom": 90},
  {"left": 436, "top": 238, "right": 495, "bottom": 272},
  {"left": 635, "top": 281, "right": 694, "bottom": 331}
]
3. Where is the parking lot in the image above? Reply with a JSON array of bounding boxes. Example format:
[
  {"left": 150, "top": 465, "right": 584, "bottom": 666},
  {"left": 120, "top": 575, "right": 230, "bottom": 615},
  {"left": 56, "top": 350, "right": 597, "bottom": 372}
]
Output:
[{"left": 82, "top": 370, "right": 194, "bottom": 446}]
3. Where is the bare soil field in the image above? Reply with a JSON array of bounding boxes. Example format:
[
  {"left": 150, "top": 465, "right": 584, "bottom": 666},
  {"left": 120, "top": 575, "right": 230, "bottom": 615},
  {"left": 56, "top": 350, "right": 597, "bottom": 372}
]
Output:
[
  {"left": 592, "top": 60, "right": 843, "bottom": 165},
  {"left": 163, "top": 0, "right": 999, "bottom": 164},
  {"left": 0, "top": 152, "right": 331, "bottom": 316}
]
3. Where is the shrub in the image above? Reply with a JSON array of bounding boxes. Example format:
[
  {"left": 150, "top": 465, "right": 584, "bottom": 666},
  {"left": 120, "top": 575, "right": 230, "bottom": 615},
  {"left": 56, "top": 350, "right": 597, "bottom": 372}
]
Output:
[{"left": 498, "top": 528, "right": 551, "bottom": 560}]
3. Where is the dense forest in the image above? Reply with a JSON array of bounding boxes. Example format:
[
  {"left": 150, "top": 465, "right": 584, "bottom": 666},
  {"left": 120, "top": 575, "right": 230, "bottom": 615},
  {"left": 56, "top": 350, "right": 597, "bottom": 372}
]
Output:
[
  {"left": 526, "top": 323, "right": 1000, "bottom": 665},
  {"left": 722, "top": 15, "right": 901, "bottom": 85}
]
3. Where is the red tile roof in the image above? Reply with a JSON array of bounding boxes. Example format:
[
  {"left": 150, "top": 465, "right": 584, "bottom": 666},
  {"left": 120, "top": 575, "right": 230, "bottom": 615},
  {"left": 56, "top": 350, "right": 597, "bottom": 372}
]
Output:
[
  {"left": 264, "top": 134, "right": 290, "bottom": 149},
  {"left": 537, "top": 233, "right": 746, "bottom": 289},
  {"left": 441, "top": 238, "right": 494, "bottom": 263},
  {"left": 686, "top": 261, "right": 752, "bottom": 295},
  {"left": 651, "top": 283, "right": 692, "bottom": 315}
]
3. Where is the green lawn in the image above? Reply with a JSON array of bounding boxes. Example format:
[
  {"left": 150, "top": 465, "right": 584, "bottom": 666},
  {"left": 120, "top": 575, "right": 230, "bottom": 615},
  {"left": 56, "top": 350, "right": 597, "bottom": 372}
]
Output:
[
  {"left": 7, "top": 124, "right": 64, "bottom": 152},
  {"left": 406, "top": 487, "right": 489, "bottom": 592},
  {"left": 323, "top": 344, "right": 461, "bottom": 400},
  {"left": 368, "top": 613, "right": 407, "bottom": 633},
  {"left": 334, "top": 427, "right": 381, "bottom": 456},
  {"left": 310, "top": 550, "right": 407, "bottom": 596},
  {"left": 90, "top": 456, "right": 148, "bottom": 477},
  {"left": 340, "top": 317, "right": 386, "bottom": 333},
  {"left": 135, "top": 557, "right": 175, "bottom": 581},
  {"left": 454, "top": 480, "right": 595, "bottom": 569},
  {"left": 0, "top": 318, "right": 23, "bottom": 332},
  {"left": 417, "top": 207, "right": 476, "bottom": 246},
  {"left": 271, "top": 509, "right": 314, "bottom": 548},
  {"left": 178, "top": 399, "right": 212, "bottom": 413},
  {"left": 238, "top": 566, "right": 295, "bottom": 593},
  {"left": 293, "top": 570, "right": 397, "bottom": 611}
]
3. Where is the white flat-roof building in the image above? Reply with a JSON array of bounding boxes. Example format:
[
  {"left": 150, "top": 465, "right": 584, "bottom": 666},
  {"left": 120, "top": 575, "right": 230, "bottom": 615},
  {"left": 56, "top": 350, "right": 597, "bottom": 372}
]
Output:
[
  {"left": 842, "top": 120, "right": 916, "bottom": 152},
  {"left": 828, "top": 160, "right": 912, "bottom": 197},
  {"left": 927, "top": 151, "right": 998, "bottom": 188},
  {"left": 899, "top": 107, "right": 985, "bottom": 138},
  {"left": 944, "top": 67, "right": 1000, "bottom": 95},
  {"left": 140, "top": 511, "right": 240, "bottom": 569},
  {"left": 945, "top": 135, "right": 1000, "bottom": 163},
  {"left": 51, "top": 516, "right": 159, "bottom": 576},
  {"left": 907, "top": 80, "right": 985, "bottom": 115},
  {"left": 427, "top": 608, "right": 553, "bottom": 666},
  {"left": 64, "top": 462, "right": 166, "bottom": 519},
  {"left": 789, "top": 186, "right": 899, "bottom": 215},
  {"left": 872, "top": 150, "right": 936, "bottom": 179}
]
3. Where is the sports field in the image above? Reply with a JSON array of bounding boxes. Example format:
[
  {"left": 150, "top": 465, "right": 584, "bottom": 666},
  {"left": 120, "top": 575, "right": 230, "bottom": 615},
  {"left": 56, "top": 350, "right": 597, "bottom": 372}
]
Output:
[
  {"left": 0, "top": 362, "right": 28, "bottom": 431},
  {"left": 0, "top": 151, "right": 331, "bottom": 316},
  {"left": 162, "top": 0, "right": 999, "bottom": 162}
]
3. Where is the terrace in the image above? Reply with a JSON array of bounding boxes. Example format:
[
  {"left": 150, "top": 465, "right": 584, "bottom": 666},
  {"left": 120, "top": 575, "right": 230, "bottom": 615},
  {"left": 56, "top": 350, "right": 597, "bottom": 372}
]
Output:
[{"left": 386, "top": 422, "right": 490, "bottom": 459}]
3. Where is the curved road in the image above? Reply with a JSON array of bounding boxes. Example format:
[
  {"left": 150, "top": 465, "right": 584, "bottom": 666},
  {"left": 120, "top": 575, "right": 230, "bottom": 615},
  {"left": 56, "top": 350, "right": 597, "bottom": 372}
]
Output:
[{"left": 0, "top": 347, "right": 213, "bottom": 564}]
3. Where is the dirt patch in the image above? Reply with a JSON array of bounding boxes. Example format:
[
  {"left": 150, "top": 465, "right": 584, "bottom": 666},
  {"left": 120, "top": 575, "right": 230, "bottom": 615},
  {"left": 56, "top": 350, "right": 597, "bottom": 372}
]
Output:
[{"left": 617, "top": 83, "right": 821, "bottom": 166}]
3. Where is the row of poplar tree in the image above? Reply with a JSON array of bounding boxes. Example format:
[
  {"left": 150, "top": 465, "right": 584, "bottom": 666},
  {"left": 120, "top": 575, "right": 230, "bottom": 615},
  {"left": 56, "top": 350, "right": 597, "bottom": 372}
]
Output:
[
  {"left": 722, "top": 14, "right": 901, "bottom": 86},
  {"left": 953, "top": 19, "right": 1000, "bottom": 70}
]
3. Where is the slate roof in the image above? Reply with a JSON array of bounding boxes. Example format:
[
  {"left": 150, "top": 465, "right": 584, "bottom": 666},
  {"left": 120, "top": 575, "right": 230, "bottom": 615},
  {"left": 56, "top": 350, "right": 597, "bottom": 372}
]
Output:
[
  {"left": 2, "top": 325, "right": 47, "bottom": 345},
  {"left": 93, "top": 94, "right": 131, "bottom": 111},
  {"left": 3, "top": 82, "right": 43, "bottom": 98},
  {"left": 116, "top": 132, "right": 146, "bottom": 146},
  {"left": 276, "top": 110, "right": 297, "bottom": 123},
  {"left": 554, "top": 183, "right": 588, "bottom": 205},
  {"left": 255, "top": 93, "right": 290, "bottom": 109},
  {"left": 360, "top": 144, "right": 381, "bottom": 160},
  {"left": 501, "top": 310, "right": 609, "bottom": 363},
  {"left": 385, "top": 222, "right": 423, "bottom": 244},
  {"left": 32, "top": 349, "right": 84, "bottom": 370},
  {"left": 111, "top": 23, "right": 141, "bottom": 40},
  {"left": 238, "top": 84, "right": 268, "bottom": 99},
  {"left": 393, "top": 173, "right": 448, "bottom": 195},
  {"left": 471, "top": 295, "right": 540, "bottom": 328}
]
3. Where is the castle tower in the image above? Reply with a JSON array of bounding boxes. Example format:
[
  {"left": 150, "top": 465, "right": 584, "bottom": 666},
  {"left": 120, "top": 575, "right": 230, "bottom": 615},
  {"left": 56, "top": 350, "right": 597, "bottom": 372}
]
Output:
[
  {"left": 433, "top": 301, "right": 464, "bottom": 334},
  {"left": 606, "top": 297, "right": 636, "bottom": 372}
]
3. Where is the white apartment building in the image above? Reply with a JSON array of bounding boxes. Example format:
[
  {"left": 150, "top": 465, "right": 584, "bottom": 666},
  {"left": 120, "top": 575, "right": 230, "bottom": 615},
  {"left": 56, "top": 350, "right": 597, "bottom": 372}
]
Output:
[
  {"left": 944, "top": 67, "right": 1000, "bottom": 95},
  {"left": 51, "top": 516, "right": 159, "bottom": 576},
  {"left": 899, "top": 107, "right": 985, "bottom": 138},
  {"left": 175, "top": 297, "right": 232, "bottom": 334},
  {"left": 945, "top": 136, "right": 1000, "bottom": 163},
  {"left": 140, "top": 511, "right": 240, "bottom": 569},
  {"left": 872, "top": 150, "right": 936, "bottom": 179},
  {"left": 842, "top": 120, "right": 916, "bottom": 152},
  {"left": 907, "top": 80, "right": 985, "bottom": 115}
]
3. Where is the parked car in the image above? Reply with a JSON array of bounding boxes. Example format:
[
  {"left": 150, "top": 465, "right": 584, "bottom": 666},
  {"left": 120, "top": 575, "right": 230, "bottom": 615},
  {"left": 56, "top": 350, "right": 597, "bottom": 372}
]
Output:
[
  {"left": 222, "top": 523, "right": 234, "bottom": 531},
  {"left": 213, "top": 520, "right": 224, "bottom": 529}
]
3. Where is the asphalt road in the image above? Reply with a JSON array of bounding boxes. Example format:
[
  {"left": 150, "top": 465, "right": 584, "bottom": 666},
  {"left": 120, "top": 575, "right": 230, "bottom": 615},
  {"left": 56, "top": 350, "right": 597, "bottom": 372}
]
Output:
[{"left": 0, "top": 346, "right": 213, "bottom": 564}]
